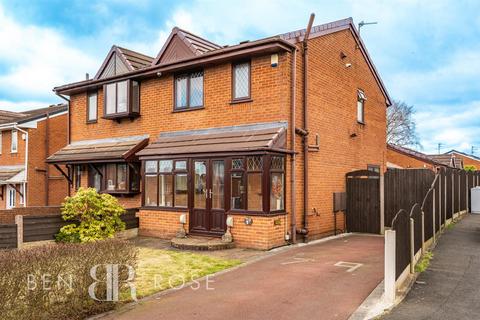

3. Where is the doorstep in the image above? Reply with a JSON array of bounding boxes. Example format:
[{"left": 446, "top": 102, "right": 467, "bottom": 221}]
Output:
[{"left": 171, "top": 236, "right": 235, "bottom": 251}]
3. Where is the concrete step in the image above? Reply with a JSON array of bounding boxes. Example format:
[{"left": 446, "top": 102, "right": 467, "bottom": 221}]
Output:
[{"left": 171, "top": 236, "right": 235, "bottom": 251}]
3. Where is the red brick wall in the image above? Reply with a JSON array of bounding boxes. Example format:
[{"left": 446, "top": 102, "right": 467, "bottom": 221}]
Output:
[
  {"left": 137, "top": 209, "right": 188, "bottom": 239},
  {"left": 27, "top": 113, "right": 69, "bottom": 207},
  {"left": 386, "top": 148, "right": 435, "bottom": 170},
  {"left": 0, "top": 206, "right": 60, "bottom": 224},
  {"left": 68, "top": 28, "right": 388, "bottom": 249},
  {"left": 0, "top": 129, "right": 26, "bottom": 166}
]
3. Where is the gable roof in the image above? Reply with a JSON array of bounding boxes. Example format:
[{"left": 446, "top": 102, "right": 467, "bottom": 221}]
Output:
[
  {"left": 280, "top": 17, "right": 391, "bottom": 106},
  {"left": 0, "top": 104, "right": 67, "bottom": 127},
  {"left": 152, "top": 27, "right": 222, "bottom": 65},
  {"left": 94, "top": 46, "right": 154, "bottom": 80},
  {"left": 54, "top": 16, "right": 390, "bottom": 105},
  {"left": 387, "top": 144, "right": 445, "bottom": 167},
  {"left": 446, "top": 149, "right": 480, "bottom": 162}
]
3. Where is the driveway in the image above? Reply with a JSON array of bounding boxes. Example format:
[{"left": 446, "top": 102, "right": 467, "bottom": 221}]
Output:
[
  {"left": 103, "top": 234, "right": 384, "bottom": 320},
  {"left": 383, "top": 213, "right": 480, "bottom": 320}
]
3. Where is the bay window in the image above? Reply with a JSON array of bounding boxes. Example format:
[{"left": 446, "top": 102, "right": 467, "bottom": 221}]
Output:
[
  {"left": 87, "top": 163, "right": 140, "bottom": 194},
  {"left": 103, "top": 80, "right": 140, "bottom": 119}
]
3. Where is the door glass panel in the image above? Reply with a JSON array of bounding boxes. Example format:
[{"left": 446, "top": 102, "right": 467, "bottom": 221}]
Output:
[
  {"left": 212, "top": 161, "right": 225, "bottom": 209},
  {"left": 194, "top": 161, "right": 207, "bottom": 209}
]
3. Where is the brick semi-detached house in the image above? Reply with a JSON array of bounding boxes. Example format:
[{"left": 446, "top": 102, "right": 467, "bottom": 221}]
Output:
[
  {"left": 48, "top": 17, "right": 391, "bottom": 249},
  {"left": 0, "top": 105, "right": 68, "bottom": 209}
]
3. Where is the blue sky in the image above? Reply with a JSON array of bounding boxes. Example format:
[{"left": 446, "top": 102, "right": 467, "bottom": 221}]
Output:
[{"left": 0, "top": 0, "right": 479, "bottom": 154}]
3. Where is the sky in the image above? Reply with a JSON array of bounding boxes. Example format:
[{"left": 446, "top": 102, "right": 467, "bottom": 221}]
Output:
[{"left": 0, "top": 0, "right": 479, "bottom": 154}]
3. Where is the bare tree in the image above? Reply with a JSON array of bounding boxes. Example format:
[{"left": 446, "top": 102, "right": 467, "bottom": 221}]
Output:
[{"left": 387, "top": 100, "right": 421, "bottom": 147}]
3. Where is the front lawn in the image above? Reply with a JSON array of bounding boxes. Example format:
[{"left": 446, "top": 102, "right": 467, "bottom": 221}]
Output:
[{"left": 135, "top": 247, "right": 242, "bottom": 298}]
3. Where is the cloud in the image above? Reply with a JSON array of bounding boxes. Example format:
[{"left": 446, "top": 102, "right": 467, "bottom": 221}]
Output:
[{"left": 0, "top": 3, "right": 98, "bottom": 109}]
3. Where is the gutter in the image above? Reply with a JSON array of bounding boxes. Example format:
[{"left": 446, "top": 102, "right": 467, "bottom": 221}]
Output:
[
  {"left": 13, "top": 125, "right": 28, "bottom": 207},
  {"left": 296, "top": 13, "right": 315, "bottom": 241}
]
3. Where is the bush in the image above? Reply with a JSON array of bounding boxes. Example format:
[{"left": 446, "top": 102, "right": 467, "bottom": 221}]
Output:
[
  {"left": 0, "top": 239, "right": 137, "bottom": 320},
  {"left": 56, "top": 187, "right": 126, "bottom": 243}
]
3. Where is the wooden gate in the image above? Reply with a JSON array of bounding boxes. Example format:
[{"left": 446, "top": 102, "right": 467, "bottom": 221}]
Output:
[{"left": 346, "top": 170, "right": 380, "bottom": 234}]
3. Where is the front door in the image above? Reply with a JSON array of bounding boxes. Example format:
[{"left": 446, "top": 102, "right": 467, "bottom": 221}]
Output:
[
  {"left": 190, "top": 159, "right": 226, "bottom": 235},
  {"left": 6, "top": 185, "right": 16, "bottom": 209}
]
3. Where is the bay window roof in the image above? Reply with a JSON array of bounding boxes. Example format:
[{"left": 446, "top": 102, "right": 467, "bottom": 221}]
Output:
[
  {"left": 47, "top": 135, "right": 149, "bottom": 164},
  {"left": 137, "top": 122, "right": 288, "bottom": 158},
  {"left": 0, "top": 165, "right": 25, "bottom": 184}
]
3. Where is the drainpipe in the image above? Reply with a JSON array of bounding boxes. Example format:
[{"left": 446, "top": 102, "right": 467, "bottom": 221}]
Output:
[
  {"left": 290, "top": 45, "right": 297, "bottom": 243},
  {"left": 297, "top": 13, "right": 315, "bottom": 242},
  {"left": 45, "top": 111, "right": 50, "bottom": 205},
  {"left": 14, "top": 126, "right": 28, "bottom": 207},
  {"left": 55, "top": 92, "right": 71, "bottom": 196}
]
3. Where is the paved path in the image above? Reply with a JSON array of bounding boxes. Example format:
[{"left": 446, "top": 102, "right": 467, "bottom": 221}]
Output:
[
  {"left": 103, "top": 235, "right": 384, "bottom": 320},
  {"left": 384, "top": 213, "right": 480, "bottom": 320}
]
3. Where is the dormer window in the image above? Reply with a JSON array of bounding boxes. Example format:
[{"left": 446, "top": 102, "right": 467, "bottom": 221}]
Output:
[{"left": 103, "top": 80, "right": 140, "bottom": 119}]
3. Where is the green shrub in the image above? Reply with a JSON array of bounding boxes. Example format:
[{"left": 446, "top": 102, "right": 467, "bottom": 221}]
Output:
[
  {"left": 56, "top": 187, "right": 126, "bottom": 243},
  {"left": 0, "top": 239, "right": 137, "bottom": 320},
  {"left": 464, "top": 165, "right": 476, "bottom": 172}
]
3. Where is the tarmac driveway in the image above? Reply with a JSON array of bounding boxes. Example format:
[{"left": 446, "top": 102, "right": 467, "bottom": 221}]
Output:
[{"left": 102, "top": 234, "right": 384, "bottom": 320}]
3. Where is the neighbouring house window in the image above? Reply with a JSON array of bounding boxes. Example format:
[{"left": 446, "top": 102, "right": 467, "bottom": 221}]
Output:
[
  {"left": 11, "top": 130, "right": 18, "bottom": 153},
  {"left": 104, "top": 80, "right": 140, "bottom": 118},
  {"left": 367, "top": 164, "right": 380, "bottom": 173},
  {"left": 144, "top": 159, "right": 188, "bottom": 208},
  {"left": 174, "top": 71, "right": 204, "bottom": 110},
  {"left": 357, "top": 90, "right": 366, "bottom": 123},
  {"left": 270, "top": 156, "right": 285, "bottom": 211},
  {"left": 74, "top": 165, "right": 82, "bottom": 190},
  {"left": 87, "top": 91, "right": 98, "bottom": 122},
  {"left": 232, "top": 61, "right": 250, "bottom": 100}
]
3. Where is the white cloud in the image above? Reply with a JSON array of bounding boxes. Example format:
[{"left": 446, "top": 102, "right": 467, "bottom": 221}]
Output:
[
  {"left": 0, "top": 3, "right": 98, "bottom": 107},
  {"left": 0, "top": 100, "right": 55, "bottom": 112}
]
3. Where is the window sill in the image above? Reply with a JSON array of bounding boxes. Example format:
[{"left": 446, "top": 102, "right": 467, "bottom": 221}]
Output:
[
  {"left": 102, "top": 112, "right": 139, "bottom": 120},
  {"left": 86, "top": 120, "right": 98, "bottom": 124},
  {"left": 172, "top": 106, "right": 205, "bottom": 113},
  {"left": 227, "top": 210, "right": 287, "bottom": 217},
  {"left": 102, "top": 190, "right": 140, "bottom": 196},
  {"left": 357, "top": 121, "right": 366, "bottom": 126},
  {"left": 230, "top": 98, "right": 253, "bottom": 105}
]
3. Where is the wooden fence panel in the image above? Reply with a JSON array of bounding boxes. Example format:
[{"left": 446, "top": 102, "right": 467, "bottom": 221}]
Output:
[
  {"left": 392, "top": 210, "right": 410, "bottom": 280},
  {"left": 0, "top": 224, "right": 17, "bottom": 249},
  {"left": 385, "top": 169, "right": 434, "bottom": 227},
  {"left": 460, "top": 171, "right": 467, "bottom": 212},
  {"left": 446, "top": 168, "right": 453, "bottom": 219}
]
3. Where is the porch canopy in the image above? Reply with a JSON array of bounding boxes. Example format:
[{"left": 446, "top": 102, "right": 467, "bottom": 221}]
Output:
[
  {"left": 46, "top": 135, "right": 149, "bottom": 164},
  {"left": 136, "top": 122, "right": 288, "bottom": 158},
  {"left": 0, "top": 166, "right": 25, "bottom": 185}
]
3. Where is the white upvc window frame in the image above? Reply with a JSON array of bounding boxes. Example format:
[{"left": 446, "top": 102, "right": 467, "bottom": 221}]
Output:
[{"left": 357, "top": 90, "right": 366, "bottom": 124}]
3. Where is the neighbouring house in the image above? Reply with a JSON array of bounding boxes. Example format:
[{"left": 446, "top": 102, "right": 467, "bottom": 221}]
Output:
[
  {"left": 428, "top": 154, "right": 464, "bottom": 169},
  {"left": 0, "top": 105, "right": 69, "bottom": 209},
  {"left": 445, "top": 150, "right": 480, "bottom": 169},
  {"left": 387, "top": 144, "right": 445, "bottom": 170},
  {"left": 47, "top": 17, "right": 391, "bottom": 249}
]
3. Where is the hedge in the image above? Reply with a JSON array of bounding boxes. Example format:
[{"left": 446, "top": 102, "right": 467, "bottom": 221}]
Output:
[{"left": 0, "top": 239, "right": 137, "bottom": 320}]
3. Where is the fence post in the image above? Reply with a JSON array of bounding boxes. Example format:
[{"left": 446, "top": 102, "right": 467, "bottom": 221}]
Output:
[
  {"left": 444, "top": 174, "right": 447, "bottom": 227},
  {"left": 385, "top": 229, "right": 396, "bottom": 304},
  {"left": 452, "top": 173, "right": 455, "bottom": 219},
  {"left": 410, "top": 217, "right": 415, "bottom": 274},
  {"left": 466, "top": 175, "right": 469, "bottom": 213},
  {"left": 15, "top": 215, "right": 23, "bottom": 249},
  {"left": 458, "top": 173, "right": 461, "bottom": 216},
  {"left": 421, "top": 211, "right": 425, "bottom": 254},
  {"left": 380, "top": 174, "right": 385, "bottom": 234}
]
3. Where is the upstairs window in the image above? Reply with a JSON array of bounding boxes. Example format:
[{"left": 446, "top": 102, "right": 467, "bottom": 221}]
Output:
[
  {"left": 11, "top": 130, "right": 18, "bottom": 153},
  {"left": 104, "top": 80, "right": 140, "bottom": 119},
  {"left": 174, "top": 71, "right": 204, "bottom": 110},
  {"left": 232, "top": 61, "right": 251, "bottom": 100},
  {"left": 357, "top": 90, "right": 366, "bottom": 124},
  {"left": 87, "top": 91, "right": 98, "bottom": 123}
]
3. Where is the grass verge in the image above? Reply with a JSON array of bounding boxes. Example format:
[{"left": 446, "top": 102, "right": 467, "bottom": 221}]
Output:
[
  {"left": 134, "top": 247, "right": 242, "bottom": 298},
  {"left": 415, "top": 251, "right": 433, "bottom": 273}
]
